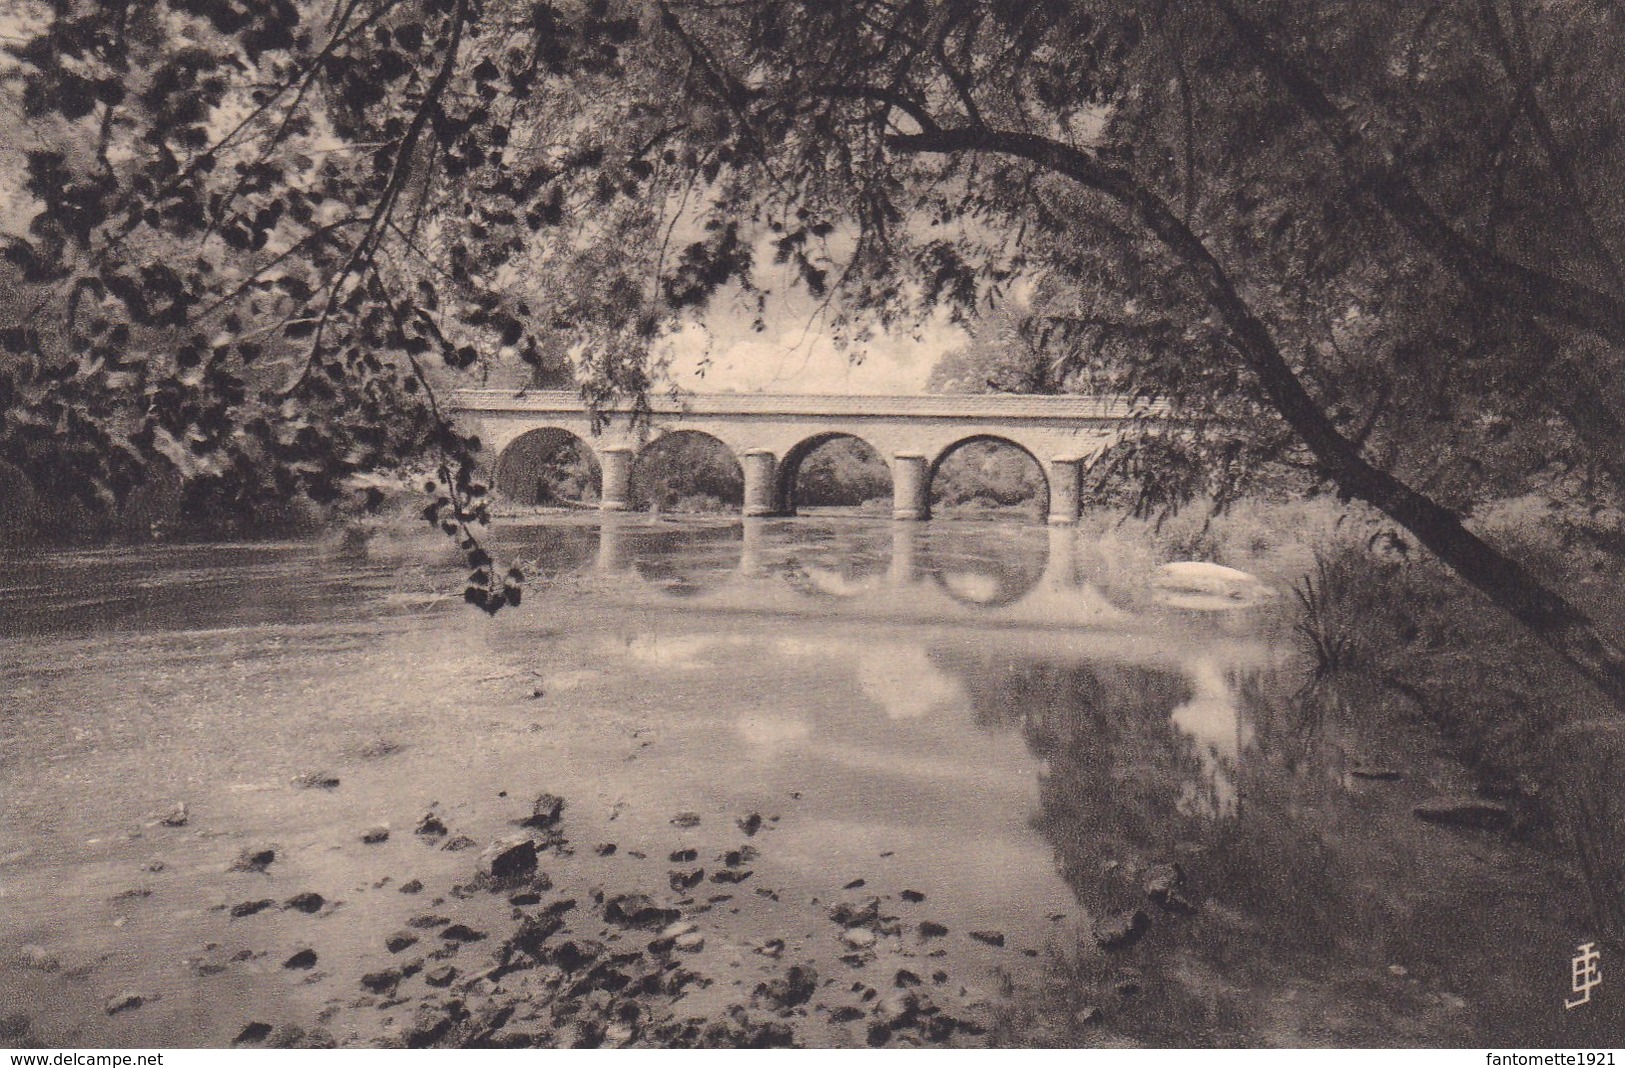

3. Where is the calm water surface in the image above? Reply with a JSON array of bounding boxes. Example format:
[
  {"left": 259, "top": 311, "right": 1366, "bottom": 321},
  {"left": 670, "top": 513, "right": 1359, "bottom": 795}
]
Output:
[{"left": 0, "top": 517, "right": 1613, "bottom": 1046}]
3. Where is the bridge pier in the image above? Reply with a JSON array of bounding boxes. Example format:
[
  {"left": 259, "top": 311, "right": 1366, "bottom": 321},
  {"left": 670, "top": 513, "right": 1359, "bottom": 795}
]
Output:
[
  {"left": 595, "top": 512, "right": 631, "bottom": 572},
  {"left": 888, "top": 523, "right": 924, "bottom": 586},
  {"left": 742, "top": 449, "right": 780, "bottom": 517},
  {"left": 739, "top": 516, "right": 768, "bottom": 577},
  {"left": 598, "top": 446, "right": 634, "bottom": 512},
  {"left": 892, "top": 454, "right": 930, "bottom": 521},
  {"left": 1046, "top": 457, "right": 1083, "bottom": 525}
]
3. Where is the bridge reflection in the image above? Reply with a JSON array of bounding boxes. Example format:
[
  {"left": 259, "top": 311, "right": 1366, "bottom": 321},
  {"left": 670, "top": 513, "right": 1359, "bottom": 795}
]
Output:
[{"left": 513, "top": 516, "right": 1269, "bottom": 642}]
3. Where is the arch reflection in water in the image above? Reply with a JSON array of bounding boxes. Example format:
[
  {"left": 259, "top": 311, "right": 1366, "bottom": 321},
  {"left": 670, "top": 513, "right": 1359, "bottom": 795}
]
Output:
[
  {"left": 594, "top": 515, "right": 744, "bottom": 597},
  {"left": 545, "top": 516, "right": 1128, "bottom": 623},
  {"left": 767, "top": 519, "right": 893, "bottom": 598},
  {"left": 920, "top": 523, "right": 1051, "bottom": 607}
]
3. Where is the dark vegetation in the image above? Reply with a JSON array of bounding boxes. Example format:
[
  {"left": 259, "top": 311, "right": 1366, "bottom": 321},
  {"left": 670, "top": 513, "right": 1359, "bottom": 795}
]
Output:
[
  {"left": 930, "top": 440, "right": 1044, "bottom": 517},
  {"left": 790, "top": 436, "right": 889, "bottom": 511},
  {"left": 493, "top": 430, "right": 599, "bottom": 507},
  {"left": 628, "top": 432, "right": 741, "bottom": 513}
]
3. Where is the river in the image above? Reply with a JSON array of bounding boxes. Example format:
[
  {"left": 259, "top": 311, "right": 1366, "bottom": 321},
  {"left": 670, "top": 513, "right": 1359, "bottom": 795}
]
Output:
[{"left": 0, "top": 516, "right": 1616, "bottom": 1047}]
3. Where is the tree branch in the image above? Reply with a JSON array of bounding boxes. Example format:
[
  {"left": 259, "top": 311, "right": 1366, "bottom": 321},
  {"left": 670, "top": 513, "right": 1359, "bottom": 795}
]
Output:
[
  {"left": 1210, "top": 0, "right": 1625, "bottom": 348},
  {"left": 888, "top": 122, "right": 1625, "bottom": 708}
]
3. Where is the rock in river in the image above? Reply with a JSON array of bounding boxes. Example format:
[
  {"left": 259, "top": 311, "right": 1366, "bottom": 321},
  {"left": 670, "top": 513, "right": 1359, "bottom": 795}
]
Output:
[
  {"left": 1151, "top": 561, "right": 1274, "bottom": 610},
  {"left": 105, "top": 992, "right": 146, "bottom": 1016},
  {"left": 479, "top": 838, "right": 539, "bottom": 881},
  {"left": 284, "top": 892, "right": 325, "bottom": 914},
  {"left": 231, "top": 847, "right": 275, "bottom": 872},
  {"left": 604, "top": 894, "right": 680, "bottom": 930},
  {"left": 521, "top": 793, "right": 566, "bottom": 830},
  {"left": 1413, "top": 798, "right": 1512, "bottom": 831},
  {"left": 1093, "top": 909, "right": 1150, "bottom": 949}
]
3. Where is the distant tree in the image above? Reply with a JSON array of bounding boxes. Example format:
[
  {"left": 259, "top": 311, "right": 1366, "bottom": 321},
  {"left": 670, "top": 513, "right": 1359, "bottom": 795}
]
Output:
[
  {"left": 795, "top": 436, "right": 889, "bottom": 508},
  {"left": 932, "top": 441, "right": 1044, "bottom": 511},
  {"left": 926, "top": 298, "right": 1072, "bottom": 396},
  {"left": 629, "top": 432, "right": 741, "bottom": 512}
]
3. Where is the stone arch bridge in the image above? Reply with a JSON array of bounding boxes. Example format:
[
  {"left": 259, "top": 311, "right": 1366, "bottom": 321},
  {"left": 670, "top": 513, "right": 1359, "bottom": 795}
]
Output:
[{"left": 451, "top": 390, "right": 1159, "bottom": 524}]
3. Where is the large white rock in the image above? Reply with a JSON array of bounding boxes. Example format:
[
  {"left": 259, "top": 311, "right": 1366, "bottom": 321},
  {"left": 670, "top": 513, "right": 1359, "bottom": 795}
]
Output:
[{"left": 1151, "top": 562, "right": 1275, "bottom": 610}]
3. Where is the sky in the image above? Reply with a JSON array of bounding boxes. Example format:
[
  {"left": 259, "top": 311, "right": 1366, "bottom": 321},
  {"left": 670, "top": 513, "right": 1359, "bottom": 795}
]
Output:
[{"left": 659, "top": 282, "right": 965, "bottom": 395}]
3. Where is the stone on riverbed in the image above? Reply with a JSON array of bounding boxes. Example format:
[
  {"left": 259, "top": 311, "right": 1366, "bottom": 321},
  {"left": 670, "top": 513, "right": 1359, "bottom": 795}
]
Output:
[
  {"left": 385, "top": 931, "right": 419, "bottom": 953},
  {"left": 233, "top": 1022, "right": 273, "bottom": 1046},
  {"left": 1093, "top": 909, "right": 1150, "bottom": 949},
  {"left": 360, "top": 968, "right": 402, "bottom": 995},
  {"left": 284, "top": 892, "right": 325, "bottom": 913},
  {"left": 829, "top": 898, "right": 881, "bottom": 927},
  {"left": 604, "top": 893, "right": 680, "bottom": 930},
  {"left": 229, "top": 899, "right": 275, "bottom": 918},
  {"left": 521, "top": 793, "right": 565, "bottom": 830},
  {"left": 752, "top": 963, "right": 818, "bottom": 1009},
  {"left": 230, "top": 847, "right": 275, "bottom": 872},
  {"left": 105, "top": 991, "right": 147, "bottom": 1015},
  {"left": 842, "top": 927, "right": 877, "bottom": 950},
  {"left": 1413, "top": 798, "right": 1512, "bottom": 831},
  {"left": 669, "top": 868, "right": 704, "bottom": 892},
  {"left": 479, "top": 838, "right": 538, "bottom": 881}
]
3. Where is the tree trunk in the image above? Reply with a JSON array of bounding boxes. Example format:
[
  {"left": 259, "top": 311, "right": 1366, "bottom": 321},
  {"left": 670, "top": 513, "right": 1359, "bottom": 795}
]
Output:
[{"left": 891, "top": 125, "right": 1625, "bottom": 711}]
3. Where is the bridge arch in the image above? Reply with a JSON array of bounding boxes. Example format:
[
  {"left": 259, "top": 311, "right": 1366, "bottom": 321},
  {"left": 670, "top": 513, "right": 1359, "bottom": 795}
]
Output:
[
  {"left": 493, "top": 426, "right": 602, "bottom": 508},
  {"left": 927, "top": 435, "right": 1050, "bottom": 522},
  {"left": 631, "top": 429, "right": 745, "bottom": 514},
  {"left": 776, "top": 432, "right": 892, "bottom": 516}
]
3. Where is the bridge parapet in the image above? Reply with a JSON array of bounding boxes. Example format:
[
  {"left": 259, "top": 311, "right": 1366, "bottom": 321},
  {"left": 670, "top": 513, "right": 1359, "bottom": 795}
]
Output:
[{"left": 451, "top": 389, "right": 1164, "bottom": 421}]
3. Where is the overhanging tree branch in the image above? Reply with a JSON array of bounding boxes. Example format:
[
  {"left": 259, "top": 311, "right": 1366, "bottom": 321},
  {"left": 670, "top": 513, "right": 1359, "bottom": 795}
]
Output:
[{"left": 888, "top": 123, "right": 1625, "bottom": 709}]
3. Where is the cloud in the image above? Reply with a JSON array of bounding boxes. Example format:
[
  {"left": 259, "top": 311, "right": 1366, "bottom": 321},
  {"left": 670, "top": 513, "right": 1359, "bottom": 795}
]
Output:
[{"left": 661, "top": 287, "right": 966, "bottom": 395}]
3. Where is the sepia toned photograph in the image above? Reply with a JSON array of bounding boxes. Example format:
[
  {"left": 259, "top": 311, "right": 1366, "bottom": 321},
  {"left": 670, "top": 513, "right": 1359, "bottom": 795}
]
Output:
[{"left": 1, "top": 0, "right": 1622, "bottom": 1052}]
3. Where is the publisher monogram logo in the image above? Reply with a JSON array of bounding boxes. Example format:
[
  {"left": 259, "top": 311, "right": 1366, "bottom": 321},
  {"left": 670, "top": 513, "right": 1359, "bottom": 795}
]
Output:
[{"left": 1566, "top": 942, "right": 1602, "bottom": 1009}]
